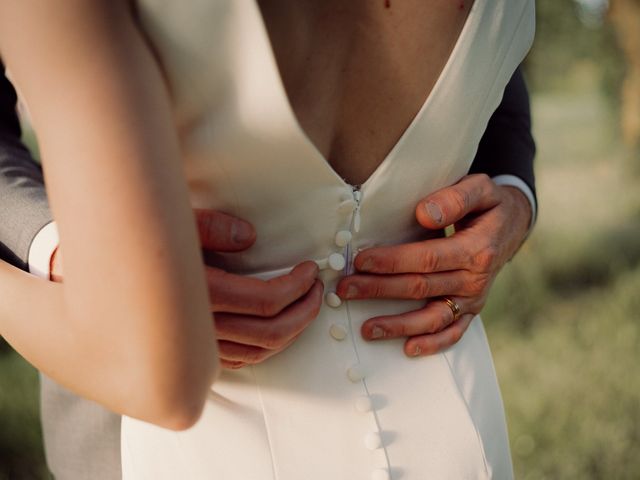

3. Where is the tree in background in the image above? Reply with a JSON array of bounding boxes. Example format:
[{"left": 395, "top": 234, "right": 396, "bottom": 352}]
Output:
[
  {"left": 609, "top": 0, "right": 640, "bottom": 149},
  {"left": 529, "top": 0, "right": 639, "bottom": 151}
]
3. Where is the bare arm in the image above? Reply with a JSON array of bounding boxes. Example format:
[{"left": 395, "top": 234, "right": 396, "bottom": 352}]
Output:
[{"left": 0, "top": 0, "right": 217, "bottom": 429}]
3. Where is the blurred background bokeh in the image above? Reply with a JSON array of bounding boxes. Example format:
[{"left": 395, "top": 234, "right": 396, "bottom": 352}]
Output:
[
  {"left": 1, "top": 0, "right": 639, "bottom": 478},
  {"left": 487, "top": 0, "right": 640, "bottom": 477}
]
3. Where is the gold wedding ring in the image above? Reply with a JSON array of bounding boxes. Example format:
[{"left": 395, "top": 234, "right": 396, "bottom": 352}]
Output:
[{"left": 443, "top": 297, "right": 462, "bottom": 322}]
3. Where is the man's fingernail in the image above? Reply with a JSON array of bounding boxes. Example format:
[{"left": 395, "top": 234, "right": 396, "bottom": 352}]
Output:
[
  {"left": 345, "top": 284, "right": 359, "bottom": 298},
  {"left": 425, "top": 202, "right": 443, "bottom": 224},
  {"left": 232, "top": 222, "right": 254, "bottom": 243},
  {"left": 412, "top": 345, "right": 422, "bottom": 357},
  {"left": 359, "top": 258, "right": 374, "bottom": 271},
  {"left": 370, "top": 326, "right": 386, "bottom": 339}
]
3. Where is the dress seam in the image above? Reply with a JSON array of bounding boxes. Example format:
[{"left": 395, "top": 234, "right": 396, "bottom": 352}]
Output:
[
  {"left": 442, "top": 323, "right": 491, "bottom": 479},
  {"left": 251, "top": 366, "right": 279, "bottom": 480},
  {"left": 121, "top": 420, "right": 138, "bottom": 480},
  {"left": 175, "top": 430, "right": 199, "bottom": 480}
]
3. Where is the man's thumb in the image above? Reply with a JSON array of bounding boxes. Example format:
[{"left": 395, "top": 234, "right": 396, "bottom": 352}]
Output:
[{"left": 194, "top": 209, "right": 256, "bottom": 252}]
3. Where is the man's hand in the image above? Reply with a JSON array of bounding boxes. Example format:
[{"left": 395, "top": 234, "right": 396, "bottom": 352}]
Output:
[
  {"left": 51, "top": 209, "right": 323, "bottom": 370},
  {"left": 192, "top": 209, "right": 323, "bottom": 369},
  {"left": 336, "top": 174, "right": 531, "bottom": 357}
]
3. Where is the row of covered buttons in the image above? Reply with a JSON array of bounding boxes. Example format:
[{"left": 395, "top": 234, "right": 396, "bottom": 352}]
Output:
[
  {"left": 314, "top": 229, "right": 352, "bottom": 275},
  {"left": 359, "top": 395, "right": 390, "bottom": 480},
  {"left": 323, "top": 231, "right": 353, "bottom": 312},
  {"left": 323, "top": 195, "right": 356, "bottom": 334},
  {"left": 326, "top": 191, "right": 361, "bottom": 377},
  {"left": 329, "top": 191, "right": 390, "bottom": 480},
  {"left": 355, "top": 387, "right": 389, "bottom": 479}
]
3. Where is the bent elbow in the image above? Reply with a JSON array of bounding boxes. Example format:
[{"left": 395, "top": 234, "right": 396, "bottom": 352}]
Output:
[
  {"left": 127, "top": 357, "right": 219, "bottom": 431},
  {"left": 130, "top": 380, "right": 209, "bottom": 431},
  {"left": 154, "top": 399, "right": 206, "bottom": 431}
]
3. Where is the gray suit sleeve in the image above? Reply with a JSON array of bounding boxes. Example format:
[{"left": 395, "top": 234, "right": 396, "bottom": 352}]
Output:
[{"left": 0, "top": 66, "right": 53, "bottom": 271}]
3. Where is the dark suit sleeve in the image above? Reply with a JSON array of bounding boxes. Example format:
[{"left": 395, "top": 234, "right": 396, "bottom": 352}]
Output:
[
  {"left": 469, "top": 67, "right": 537, "bottom": 201},
  {"left": 0, "top": 63, "right": 53, "bottom": 271}
]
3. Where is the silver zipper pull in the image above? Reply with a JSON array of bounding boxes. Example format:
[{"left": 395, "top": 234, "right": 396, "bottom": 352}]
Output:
[{"left": 352, "top": 187, "right": 362, "bottom": 233}]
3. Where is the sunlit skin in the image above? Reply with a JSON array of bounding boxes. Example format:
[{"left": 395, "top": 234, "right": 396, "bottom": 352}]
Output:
[
  {"left": 0, "top": 1, "right": 218, "bottom": 430},
  {"left": 0, "top": 0, "right": 531, "bottom": 424},
  {"left": 259, "top": 0, "right": 472, "bottom": 185}
]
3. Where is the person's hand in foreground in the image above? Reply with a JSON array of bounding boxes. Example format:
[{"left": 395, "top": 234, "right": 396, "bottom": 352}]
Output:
[
  {"left": 336, "top": 173, "right": 532, "bottom": 357},
  {"left": 50, "top": 209, "right": 323, "bottom": 370}
]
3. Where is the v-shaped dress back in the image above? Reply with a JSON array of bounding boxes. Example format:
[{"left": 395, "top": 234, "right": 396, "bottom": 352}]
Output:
[{"left": 122, "top": 1, "right": 535, "bottom": 478}]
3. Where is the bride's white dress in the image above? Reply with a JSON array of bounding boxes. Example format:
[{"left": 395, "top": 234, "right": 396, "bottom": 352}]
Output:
[{"left": 121, "top": 1, "right": 535, "bottom": 478}]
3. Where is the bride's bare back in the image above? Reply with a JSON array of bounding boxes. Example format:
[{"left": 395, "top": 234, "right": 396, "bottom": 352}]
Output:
[
  {"left": 0, "top": 0, "right": 472, "bottom": 431},
  {"left": 259, "top": 0, "right": 472, "bottom": 185}
]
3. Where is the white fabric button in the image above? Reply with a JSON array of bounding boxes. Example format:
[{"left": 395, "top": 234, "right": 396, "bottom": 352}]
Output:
[
  {"left": 315, "top": 254, "right": 345, "bottom": 271},
  {"left": 364, "top": 432, "right": 382, "bottom": 450},
  {"left": 328, "top": 253, "right": 346, "bottom": 271},
  {"left": 346, "top": 365, "right": 365, "bottom": 382},
  {"left": 337, "top": 199, "right": 357, "bottom": 214},
  {"left": 334, "top": 230, "right": 352, "bottom": 247},
  {"left": 355, "top": 396, "right": 373, "bottom": 413},
  {"left": 371, "top": 468, "right": 390, "bottom": 480},
  {"left": 325, "top": 292, "right": 342, "bottom": 308},
  {"left": 329, "top": 324, "right": 348, "bottom": 341}
]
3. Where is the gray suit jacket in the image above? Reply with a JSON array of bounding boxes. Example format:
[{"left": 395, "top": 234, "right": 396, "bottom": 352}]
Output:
[
  {"left": 0, "top": 73, "right": 51, "bottom": 270},
  {"left": 0, "top": 62, "right": 535, "bottom": 479}
]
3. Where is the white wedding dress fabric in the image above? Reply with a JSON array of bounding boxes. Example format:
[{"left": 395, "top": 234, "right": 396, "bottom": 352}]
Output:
[{"left": 121, "top": 1, "right": 535, "bottom": 478}]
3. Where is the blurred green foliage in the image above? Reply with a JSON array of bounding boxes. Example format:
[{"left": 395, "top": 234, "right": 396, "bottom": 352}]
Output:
[
  {"left": 485, "top": 90, "right": 640, "bottom": 479},
  {"left": 526, "top": 0, "right": 626, "bottom": 126}
]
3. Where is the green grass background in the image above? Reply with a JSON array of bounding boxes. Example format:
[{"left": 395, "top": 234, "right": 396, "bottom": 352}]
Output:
[{"left": 485, "top": 91, "right": 640, "bottom": 479}]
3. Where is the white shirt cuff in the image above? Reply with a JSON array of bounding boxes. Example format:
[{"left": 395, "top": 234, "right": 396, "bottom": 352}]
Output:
[
  {"left": 491, "top": 174, "right": 537, "bottom": 232},
  {"left": 27, "top": 221, "right": 59, "bottom": 279}
]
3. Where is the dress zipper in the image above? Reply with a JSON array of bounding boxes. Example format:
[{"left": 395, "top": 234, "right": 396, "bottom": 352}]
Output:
[
  {"left": 344, "top": 185, "right": 362, "bottom": 275},
  {"left": 352, "top": 186, "right": 362, "bottom": 234}
]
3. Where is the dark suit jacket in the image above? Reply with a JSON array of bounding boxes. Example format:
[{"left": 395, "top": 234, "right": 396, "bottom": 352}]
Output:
[
  {"left": 471, "top": 68, "right": 536, "bottom": 196},
  {"left": 0, "top": 62, "right": 536, "bottom": 479}
]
